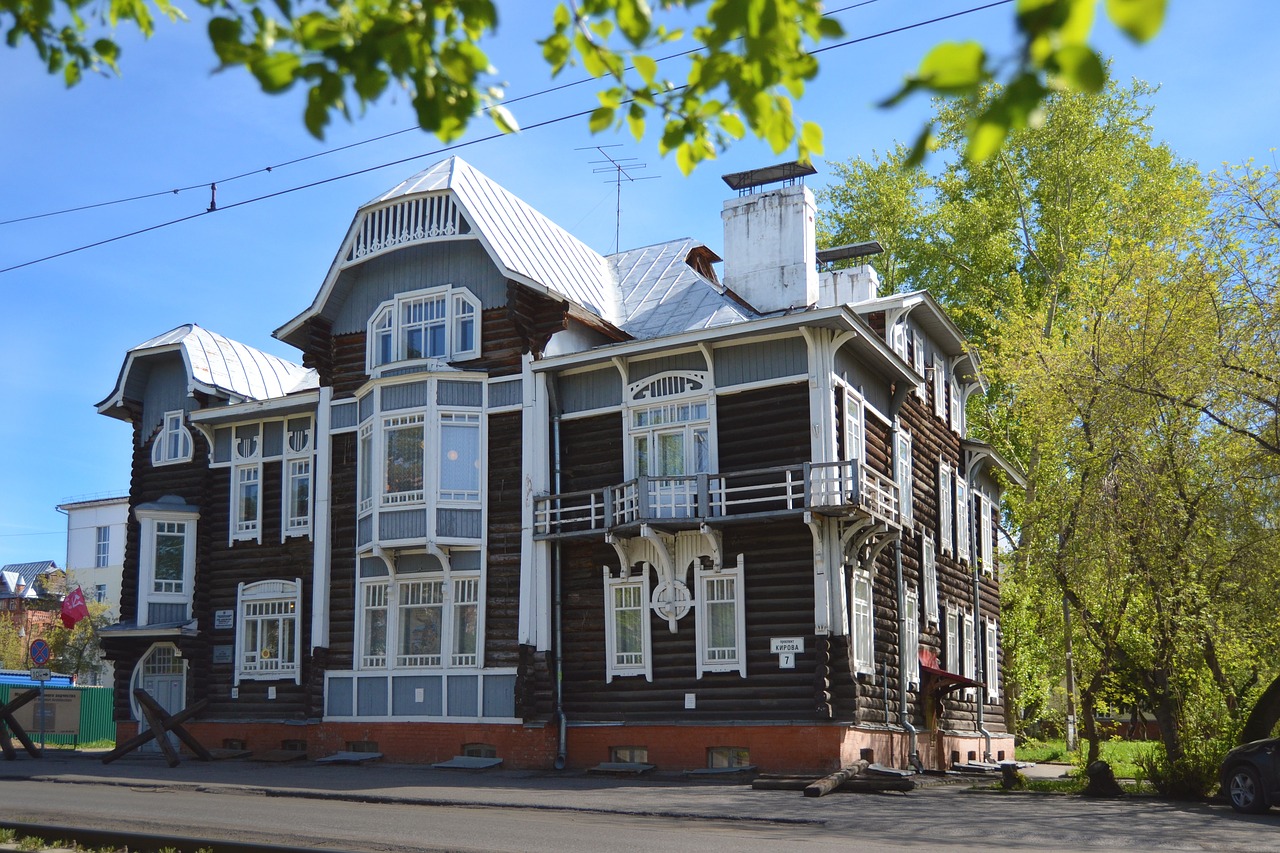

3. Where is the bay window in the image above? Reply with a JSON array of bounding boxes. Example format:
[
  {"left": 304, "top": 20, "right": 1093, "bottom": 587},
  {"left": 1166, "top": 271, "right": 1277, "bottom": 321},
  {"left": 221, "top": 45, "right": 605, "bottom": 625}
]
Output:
[
  {"left": 135, "top": 497, "right": 199, "bottom": 626},
  {"left": 627, "top": 374, "right": 713, "bottom": 519},
  {"left": 358, "top": 550, "right": 483, "bottom": 671}
]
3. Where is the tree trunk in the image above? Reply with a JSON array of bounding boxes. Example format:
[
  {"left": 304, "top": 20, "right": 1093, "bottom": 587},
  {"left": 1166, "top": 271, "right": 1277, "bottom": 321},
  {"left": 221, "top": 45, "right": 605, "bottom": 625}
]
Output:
[{"left": 1079, "top": 673, "right": 1102, "bottom": 765}]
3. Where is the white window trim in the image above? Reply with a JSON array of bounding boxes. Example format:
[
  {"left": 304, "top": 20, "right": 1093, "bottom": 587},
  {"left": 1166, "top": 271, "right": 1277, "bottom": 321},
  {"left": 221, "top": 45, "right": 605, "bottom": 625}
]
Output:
[
  {"left": 152, "top": 410, "right": 193, "bottom": 467},
  {"left": 136, "top": 506, "right": 199, "bottom": 627},
  {"left": 922, "top": 535, "right": 939, "bottom": 625},
  {"left": 904, "top": 587, "right": 920, "bottom": 690},
  {"left": 911, "top": 329, "right": 926, "bottom": 400},
  {"left": 357, "top": 382, "right": 487, "bottom": 527},
  {"left": 366, "top": 284, "right": 482, "bottom": 371},
  {"left": 843, "top": 385, "right": 866, "bottom": 465},
  {"left": 95, "top": 526, "right": 110, "bottom": 569},
  {"left": 948, "top": 374, "right": 962, "bottom": 433},
  {"left": 979, "top": 493, "right": 995, "bottom": 576},
  {"left": 234, "top": 578, "right": 302, "bottom": 685},
  {"left": 355, "top": 551, "right": 485, "bottom": 672},
  {"left": 938, "top": 461, "right": 953, "bottom": 556},
  {"left": 944, "top": 607, "right": 960, "bottom": 675},
  {"left": 932, "top": 357, "right": 946, "bottom": 420},
  {"left": 603, "top": 566, "right": 652, "bottom": 683},
  {"left": 284, "top": 457, "right": 313, "bottom": 539},
  {"left": 963, "top": 611, "right": 976, "bottom": 698},
  {"left": 851, "top": 568, "right": 874, "bottom": 675},
  {"left": 895, "top": 429, "right": 913, "bottom": 526},
  {"left": 956, "top": 475, "right": 971, "bottom": 564},
  {"left": 696, "top": 556, "right": 746, "bottom": 678},
  {"left": 985, "top": 618, "right": 1000, "bottom": 702},
  {"left": 231, "top": 463, "right": 263, "bottom": 543}
]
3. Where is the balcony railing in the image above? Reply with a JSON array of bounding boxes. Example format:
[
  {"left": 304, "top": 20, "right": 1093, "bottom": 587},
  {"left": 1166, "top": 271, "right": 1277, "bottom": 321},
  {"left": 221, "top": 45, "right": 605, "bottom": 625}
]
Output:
[{"left": 533, "top": 461, "right": 899, "bottom": 539}]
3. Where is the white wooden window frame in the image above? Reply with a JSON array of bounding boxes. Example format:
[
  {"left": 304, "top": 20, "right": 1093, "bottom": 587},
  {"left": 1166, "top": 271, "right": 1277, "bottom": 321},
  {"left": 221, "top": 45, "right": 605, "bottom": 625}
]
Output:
[
  {"left": 932, "top": 357, "right": 946, "bottom": 420},
  {"left": 963, "top": 611, "right": 977, "bottom": 698},
  {"left": 152, "top": 410, "right": 193, "bottom": 467},
  {"left": 696, "top": 559, "right": 746, "bottom": 678},
  {"left": 938, "top": 461, "right": 953, "bottom": 556},
  {"left": 843, "top": 385, "right": 866, "bottom": 466},
  {"left": 904, "top": 587, "right": 920, "bottom": 690},
  {"left": 284, "top": 457, "right": 312, "bottom": 538},
  {"left": 366, "top": 284, "right": 482, "bottom": 370},
  {"left": 136, "top": 507, "right": 199, "bottom": 627},
  {"left": 985, "top": 618, "right": 1000, "bottom": 701},
  {"left": 95, "top": 526, "right": 110, "bottom": 568},
  {"left": 945, "top": 607, "right": 959, "bottom": 674},
  {"left": 955, "top": 475, "right": 971, "bottom": 564},
  {"left": 356, "top": 554, "right": 484, "bottom": 672},
  {"left": 230, "top": 423, "right": 262, "bottom": 544},
  {"left": 922, "top": 535, "right": 939, "bottom": 625},
  {"left": 851, "top": 568, "right": 874, "bottom": 675},
  {"left": 235, "top": 578, "right": 302, "bottom": 685},
  {"left": 603, "top": 569, "right": 652, "bottom": 683},
  {"left": 895, "top": 429, "right": 913, "bottom": 526},
  {"left": 979, "top": 493, "right": 995, "bottom": 576},
  {"left": 948, "top": 374, "right": 962, "bottom": 434},
  {"left": 911, "top": 328, "right": 926, "bottom": 400}
]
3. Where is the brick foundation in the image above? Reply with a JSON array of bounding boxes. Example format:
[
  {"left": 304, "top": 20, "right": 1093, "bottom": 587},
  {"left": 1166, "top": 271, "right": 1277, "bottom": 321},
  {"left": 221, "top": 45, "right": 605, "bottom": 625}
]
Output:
[{"left": 113, "top": 719, "right": 1012, "bottom": 774}]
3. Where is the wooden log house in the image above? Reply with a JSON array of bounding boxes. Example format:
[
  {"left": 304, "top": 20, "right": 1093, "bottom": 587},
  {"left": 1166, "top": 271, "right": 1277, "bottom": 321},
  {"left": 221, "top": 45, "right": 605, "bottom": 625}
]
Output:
[{"left": 95, "top": 157, "right": 1022, "bottom": 773}]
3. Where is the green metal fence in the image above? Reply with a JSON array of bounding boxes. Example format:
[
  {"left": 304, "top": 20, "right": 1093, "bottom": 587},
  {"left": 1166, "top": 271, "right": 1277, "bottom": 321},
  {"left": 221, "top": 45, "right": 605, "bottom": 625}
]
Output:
[{"left": 0, "top": 683, "right": 115, "bottom": 747}]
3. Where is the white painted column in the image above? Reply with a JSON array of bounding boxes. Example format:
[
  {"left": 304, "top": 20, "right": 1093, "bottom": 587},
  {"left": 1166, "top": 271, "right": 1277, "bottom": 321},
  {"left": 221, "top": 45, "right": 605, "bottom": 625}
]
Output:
[{"left": 310, "top": 385, "right": 333, "bottom": 651}]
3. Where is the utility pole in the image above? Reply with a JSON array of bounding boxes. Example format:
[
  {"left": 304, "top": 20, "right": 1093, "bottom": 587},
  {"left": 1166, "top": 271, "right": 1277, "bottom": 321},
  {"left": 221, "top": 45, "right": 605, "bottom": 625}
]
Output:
[{"left": 1063, "top": 592, "right": 1078, "bottom": 752}]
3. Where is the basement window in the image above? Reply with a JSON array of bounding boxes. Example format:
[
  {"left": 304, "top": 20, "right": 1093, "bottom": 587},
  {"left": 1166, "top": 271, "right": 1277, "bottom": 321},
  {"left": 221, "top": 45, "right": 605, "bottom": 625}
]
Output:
[
  {"left": 463, "top": 743, "right": 498, "bottom": 759},
  {"left": 706, "top": 747, "right": 750, "bottom": 769},
  {"left": 610, "top": 746, "right": 649, "bottom": 764}
]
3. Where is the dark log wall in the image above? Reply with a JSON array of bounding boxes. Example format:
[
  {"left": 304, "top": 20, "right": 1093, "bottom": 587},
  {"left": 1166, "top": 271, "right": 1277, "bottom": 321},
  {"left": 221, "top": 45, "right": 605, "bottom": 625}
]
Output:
[
  {"left": 484, "top": 412, "right": 522, "bottom": 669},
  {"left": 555, "top": 381, "right": 829, "bottom": 722},
  {"left": 104, "top": 419, "right": 318, "bottom": 721},
  {"left": 325, "top": 432, "right": 358, "bottom": 671}
]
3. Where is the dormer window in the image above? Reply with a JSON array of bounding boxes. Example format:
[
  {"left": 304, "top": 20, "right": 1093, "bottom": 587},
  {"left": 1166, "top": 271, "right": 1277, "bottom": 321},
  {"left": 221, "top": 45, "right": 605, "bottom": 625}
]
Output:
[
  {"left": 152, "top": 411, "right": 193, "bottom": 466},
  {"left": 367, "top": 285, "right": 481, "bottom": 370}
]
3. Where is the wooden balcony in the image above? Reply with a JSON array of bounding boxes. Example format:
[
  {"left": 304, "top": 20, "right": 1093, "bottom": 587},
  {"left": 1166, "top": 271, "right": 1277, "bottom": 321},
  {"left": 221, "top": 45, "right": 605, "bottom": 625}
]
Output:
[{"left": 533, "top": 461, "right": 899, "bottom": 540}]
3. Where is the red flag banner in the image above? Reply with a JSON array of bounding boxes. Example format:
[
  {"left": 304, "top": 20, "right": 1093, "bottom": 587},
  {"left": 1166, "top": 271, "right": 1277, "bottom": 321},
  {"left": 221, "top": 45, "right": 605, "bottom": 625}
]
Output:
[{"left": 61, "top": 585, "right": 90, "bottom": 629}]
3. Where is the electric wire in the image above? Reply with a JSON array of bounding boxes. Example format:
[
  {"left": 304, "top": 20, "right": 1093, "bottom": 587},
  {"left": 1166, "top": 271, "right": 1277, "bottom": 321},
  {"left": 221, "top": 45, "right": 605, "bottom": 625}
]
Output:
[
  {"left": 0, "top": 0, "right": 889, "bottom": 228},
  {"left": 1, "top": 0, "right": 1014, "bottom": 275}
]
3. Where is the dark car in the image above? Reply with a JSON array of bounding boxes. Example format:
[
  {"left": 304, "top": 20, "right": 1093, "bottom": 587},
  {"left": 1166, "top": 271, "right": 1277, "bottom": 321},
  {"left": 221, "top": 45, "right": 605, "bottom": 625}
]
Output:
[{"left": 1221, "top": 737, "right": 1280, "bottom": 814}]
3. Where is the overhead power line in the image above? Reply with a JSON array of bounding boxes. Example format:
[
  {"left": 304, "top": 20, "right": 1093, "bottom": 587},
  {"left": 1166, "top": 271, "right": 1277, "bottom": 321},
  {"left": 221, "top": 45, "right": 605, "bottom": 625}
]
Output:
[
  {"left": 0, "top": 0, "right": 891, "bottom": 228},
  {"left": 0, "top": 0, "right": 1014, "bottom": 275}
]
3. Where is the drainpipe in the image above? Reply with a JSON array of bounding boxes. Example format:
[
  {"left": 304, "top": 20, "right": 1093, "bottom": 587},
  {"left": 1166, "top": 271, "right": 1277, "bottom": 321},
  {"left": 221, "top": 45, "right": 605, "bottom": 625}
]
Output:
[
  {"left": 551, "top": 390, "right": 567, "bottom": 770},
  {"left": 887, "top": 384, "right": 920, "bottom": 772},
  {"left": 973, "top": 558, "right": 993, "bottom": 763}
]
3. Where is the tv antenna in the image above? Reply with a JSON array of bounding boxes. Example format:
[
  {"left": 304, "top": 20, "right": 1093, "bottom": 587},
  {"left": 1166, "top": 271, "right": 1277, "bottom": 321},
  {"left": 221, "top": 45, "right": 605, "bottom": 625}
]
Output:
[{"left": 578, "top": 145, "right": 659, "bottom": 253}]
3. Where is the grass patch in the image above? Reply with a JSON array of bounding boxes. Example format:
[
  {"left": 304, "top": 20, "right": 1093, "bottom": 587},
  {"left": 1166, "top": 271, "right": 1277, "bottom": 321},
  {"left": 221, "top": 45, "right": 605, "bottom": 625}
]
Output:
[{"left": 1015, "top": 738, "right": 1150, "bottom": 781}]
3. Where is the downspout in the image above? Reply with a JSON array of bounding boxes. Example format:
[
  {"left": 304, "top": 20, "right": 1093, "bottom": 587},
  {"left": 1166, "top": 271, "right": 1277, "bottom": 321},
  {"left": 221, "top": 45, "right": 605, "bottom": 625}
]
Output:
[
  {"left": 973, "top": 559, "right": 993, "bottom": 763},
  {"left": 887, "top": 381, "right": 920, "bottom": 771},
  {"left": 968, "top": 455, "right": 992, "bottom": 762},
  {"left": 551, "top": 386, "right": 567, "bottom": 770}
]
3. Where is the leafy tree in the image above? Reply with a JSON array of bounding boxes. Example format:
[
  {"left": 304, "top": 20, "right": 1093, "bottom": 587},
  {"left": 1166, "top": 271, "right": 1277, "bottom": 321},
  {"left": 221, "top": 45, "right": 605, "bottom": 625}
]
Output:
[
  {"left": 0, "top": 614, "right": 26, "bottom": 670},
  {"left": 45, "top": 602, "right": 112, "bottom": 683},
  {"left": 819, "top": 79, "right": 1280, "bottom": 781},
  {"left": 3, "top": 0, "right": 1168, "bottom": 170}
]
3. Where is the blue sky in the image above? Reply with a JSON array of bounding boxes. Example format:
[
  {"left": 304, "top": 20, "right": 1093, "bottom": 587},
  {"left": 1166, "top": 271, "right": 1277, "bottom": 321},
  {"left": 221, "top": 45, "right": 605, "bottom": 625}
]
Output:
[{"left": 1, "top": 1, "right": 1275, "bottom": 566}]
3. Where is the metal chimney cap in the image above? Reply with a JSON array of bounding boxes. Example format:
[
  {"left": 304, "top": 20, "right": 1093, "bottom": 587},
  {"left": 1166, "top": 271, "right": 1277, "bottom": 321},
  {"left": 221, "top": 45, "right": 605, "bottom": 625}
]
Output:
[
  {"left": 816, "top": 241, "right": 884, "bottom": 264},
  {"left": 721, "top": 161, "right": 818, "bottom": 193}
]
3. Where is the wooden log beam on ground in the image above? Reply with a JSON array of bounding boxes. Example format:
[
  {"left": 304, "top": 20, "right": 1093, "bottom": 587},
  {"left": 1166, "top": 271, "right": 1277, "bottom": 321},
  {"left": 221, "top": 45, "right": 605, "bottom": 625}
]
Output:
[
  {"left": 101, "top": 693, "right": 210, "bottom": 765},
  {"left": 0, "top": 689, "right": 41, "bottom": 760},
  {"left": 804, "top": 760, "right": 869, "bottom": 797}
]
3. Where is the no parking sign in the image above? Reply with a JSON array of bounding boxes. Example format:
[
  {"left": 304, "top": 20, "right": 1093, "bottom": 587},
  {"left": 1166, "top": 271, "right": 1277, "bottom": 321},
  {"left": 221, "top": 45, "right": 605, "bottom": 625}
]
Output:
[{"left": 29, "top": 638, "right": 51, "bottom": 666}]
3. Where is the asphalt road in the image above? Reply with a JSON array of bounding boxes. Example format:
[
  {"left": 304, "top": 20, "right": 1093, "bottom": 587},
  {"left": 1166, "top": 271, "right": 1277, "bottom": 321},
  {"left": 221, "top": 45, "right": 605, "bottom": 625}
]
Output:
[{"left": 3, "top": 774, "right": 1278, "bottom": 852}]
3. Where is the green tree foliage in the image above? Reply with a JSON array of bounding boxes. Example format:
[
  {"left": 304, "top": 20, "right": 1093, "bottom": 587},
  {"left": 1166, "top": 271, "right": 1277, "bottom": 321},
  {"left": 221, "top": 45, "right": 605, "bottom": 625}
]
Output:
[
  {"left": 0, "top": 615, "right": 26, "bottom": 670},
  {"left": 819, "top": 80, "right": 1280, "bottom": 779},
  {"left": 2, "top": 0, "right": 1168, "bottom": 170},
  {"left": 45, "top": 602, "right": 112, "bottom": 683}
]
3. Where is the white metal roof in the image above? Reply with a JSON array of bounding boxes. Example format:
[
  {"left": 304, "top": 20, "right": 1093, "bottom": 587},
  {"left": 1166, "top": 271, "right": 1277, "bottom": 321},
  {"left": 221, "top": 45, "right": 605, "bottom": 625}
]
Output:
[
  {"left": 0, "top": 561, "right": 61, "bottom": 599},
  {"left": 277, "top": 157, "right": 620, "bottom": 344},
  {"left": 607, "top": 239, "right": 755, "bottom": 339},
  {"left": 98, "top": 324, "right": 318, "bottom": 416}
]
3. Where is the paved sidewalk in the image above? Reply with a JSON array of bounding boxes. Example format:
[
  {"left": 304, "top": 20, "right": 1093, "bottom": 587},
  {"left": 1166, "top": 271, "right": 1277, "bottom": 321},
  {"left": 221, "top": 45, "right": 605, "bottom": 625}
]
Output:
[{"left": 0, "top": 749, "right": 1023, "bottom": 824}]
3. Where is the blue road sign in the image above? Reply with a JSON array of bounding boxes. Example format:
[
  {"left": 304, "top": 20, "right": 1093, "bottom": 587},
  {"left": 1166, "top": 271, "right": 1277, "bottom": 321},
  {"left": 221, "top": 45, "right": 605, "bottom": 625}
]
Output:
[{"left": 29, "top": 639, "right": 51, "bottom": 666}]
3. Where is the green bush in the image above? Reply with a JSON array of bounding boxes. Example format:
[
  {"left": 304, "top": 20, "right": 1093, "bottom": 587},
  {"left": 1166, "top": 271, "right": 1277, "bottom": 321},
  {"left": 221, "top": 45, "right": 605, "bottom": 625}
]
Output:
[{"left": 1136, "top": 740, "right": 1223, "bottom": 800}]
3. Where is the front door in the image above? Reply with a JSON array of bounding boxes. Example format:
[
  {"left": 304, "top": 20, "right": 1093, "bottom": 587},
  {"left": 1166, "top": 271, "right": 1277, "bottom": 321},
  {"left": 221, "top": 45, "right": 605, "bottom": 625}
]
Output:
[{"left": 134, "top": 644, "right": 185, "bottom": 751}]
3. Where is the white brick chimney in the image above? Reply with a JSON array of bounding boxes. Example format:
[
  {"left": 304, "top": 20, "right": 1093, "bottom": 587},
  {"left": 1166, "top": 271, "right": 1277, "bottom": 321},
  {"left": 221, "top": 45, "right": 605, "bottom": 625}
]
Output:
[{"left": 721, "top": 182, "right": 818, "bottom": 314}]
